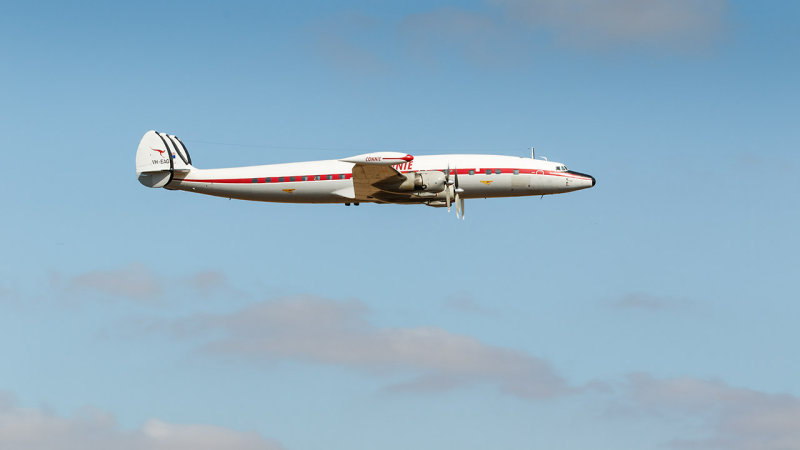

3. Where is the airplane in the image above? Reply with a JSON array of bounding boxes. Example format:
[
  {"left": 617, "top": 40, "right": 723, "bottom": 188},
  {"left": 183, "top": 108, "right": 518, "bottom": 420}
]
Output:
[{"left": 136, "top": 130, "right": 595, "bottom": 219}]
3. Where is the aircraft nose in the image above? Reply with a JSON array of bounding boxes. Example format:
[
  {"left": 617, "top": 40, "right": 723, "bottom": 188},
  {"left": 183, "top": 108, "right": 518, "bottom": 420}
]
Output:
[{"left": 566, "top": 170, "right": 595, "bottom": 189}]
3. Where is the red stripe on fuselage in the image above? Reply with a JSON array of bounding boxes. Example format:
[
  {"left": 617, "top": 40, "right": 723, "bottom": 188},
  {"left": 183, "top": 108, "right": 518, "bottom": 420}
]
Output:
[{"left": 175, "top": 168, "right": 590, "bottom": 183}]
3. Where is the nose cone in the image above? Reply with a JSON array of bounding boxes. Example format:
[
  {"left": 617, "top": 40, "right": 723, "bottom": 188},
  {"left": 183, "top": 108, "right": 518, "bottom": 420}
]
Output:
[{"left": 566, "top": 171, "right": 595, "bottom": 190}]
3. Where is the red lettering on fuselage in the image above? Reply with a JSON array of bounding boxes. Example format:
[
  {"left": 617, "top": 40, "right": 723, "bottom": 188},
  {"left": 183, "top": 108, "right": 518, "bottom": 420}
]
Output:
[{"left": 393, "top": 161, "right": 413, "bottom": 171}]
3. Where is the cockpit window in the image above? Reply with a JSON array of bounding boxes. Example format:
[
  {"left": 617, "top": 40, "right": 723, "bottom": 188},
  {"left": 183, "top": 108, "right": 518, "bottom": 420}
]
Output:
[{"left": 556, "top": 165, "right": 567, "bottom": 171}]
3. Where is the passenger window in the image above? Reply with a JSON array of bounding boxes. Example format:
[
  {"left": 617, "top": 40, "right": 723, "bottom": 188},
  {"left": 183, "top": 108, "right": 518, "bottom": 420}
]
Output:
[
  {"left": 290, "top": 176, "right": 295, "bottom": 182},
  {"left": 495, "top": 169, "right": 501, "bottom": 174},
  {"left": 327, "top": 175, "right": 332, "bottom": 180},
  {"left": 339, "top": 174, "right": 346, "bottom": 179},
  {"left": 279, "top": 177, "right": 284, "bottom": 182},
  {"left": 302, "top": 176, "right": 307, "bottom": 181},
  {"left": 266, "top": 177, "right": 271, "bottom": 182},
  {"left": 469, "top": 169, "right": 475, "bottom": 175},
  {"left": 485, "top": 169, "right": 491, "bottom": 175},
  {"left": 513, "top": 169, "right": 519, "bottom": 175},
  {"left": 252, "top": 178, "right": 258, "bottom": 183},
  {"left": 314, "top": 175, "right": 320, "bottom": 181}
]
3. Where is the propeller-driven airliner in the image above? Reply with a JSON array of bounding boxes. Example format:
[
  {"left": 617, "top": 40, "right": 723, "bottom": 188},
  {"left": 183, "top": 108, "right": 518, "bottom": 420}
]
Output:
[{"left": 136, "top": 130, "right": 595, "bottom": 218}]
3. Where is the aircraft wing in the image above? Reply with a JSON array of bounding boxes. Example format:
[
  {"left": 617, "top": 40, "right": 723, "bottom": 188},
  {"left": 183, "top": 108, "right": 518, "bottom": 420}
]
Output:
[{"left": 340, "top": 152, "right": 415, "bottom": 202}]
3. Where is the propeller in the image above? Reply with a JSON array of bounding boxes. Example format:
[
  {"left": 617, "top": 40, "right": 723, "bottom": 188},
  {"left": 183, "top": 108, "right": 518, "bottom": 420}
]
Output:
[
  {"left": 445, "top": 164, "right": 453, "bottom": 212},
  {"left": 443, "top": 164, "right": 465, "bottom": 219},
  {"left": 453, "top": 165, "right": 465, "bottom": 220}
]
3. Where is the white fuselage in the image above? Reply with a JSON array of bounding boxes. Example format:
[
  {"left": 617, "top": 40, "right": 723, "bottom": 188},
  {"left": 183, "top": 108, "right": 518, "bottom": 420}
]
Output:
[{"left": 165, "top": 154, "right": 595, "bottom": 204}]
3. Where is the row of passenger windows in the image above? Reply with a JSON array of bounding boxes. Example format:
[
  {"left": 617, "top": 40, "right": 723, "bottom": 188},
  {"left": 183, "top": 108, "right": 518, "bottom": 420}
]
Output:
[
  {"left": 462, "top": 169, "right": 519, "bottom": 175},
  {"left": 251, "top": 174, "right": 348, "bottom": 183},
  {"left": 251, "top": 169, "right": 529, "bottom": 183}
]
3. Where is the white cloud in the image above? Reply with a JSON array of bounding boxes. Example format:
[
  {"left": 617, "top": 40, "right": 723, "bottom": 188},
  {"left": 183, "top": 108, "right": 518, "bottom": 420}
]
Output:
[
  {"left": 625, "top": 373, "right": 800, "bottom": 449},
  {"left": 492, "top": 0, "right": 727, "bottom": 47},
  {"left": 0, "top": 286, "right": 15, "bottom": 305},
  {"left": 442, "top": 293, "right": 495, "bottom": 315},
  {"left": 318, "top": 0, "right": 727, "bottom": 71},
  {"left": 313, "top": 12, "right": 391, "bottom": 73},
  {"left": 183, "top": 270, "right": 229, "bottom": 293},
  {"left": 59, "top": 265, "right": 232, "bottom": 303},
  {"left": 179, "top": 296, "right": 568, "bottom": 399},
  {"left": 0, "top": 393, "right": 282, "bottom": 450},
  {"left": 69, "top": 263, "right": 162, "bottom": 301},
  {"left": 609, "top": 292, "right": 694, "bottom": 311},
  {"left": 399, "top": 7, "right": 506, "bottom": 65}
]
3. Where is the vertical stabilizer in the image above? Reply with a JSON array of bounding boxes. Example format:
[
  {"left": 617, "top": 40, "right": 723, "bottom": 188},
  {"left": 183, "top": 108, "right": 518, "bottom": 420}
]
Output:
[{"left": 135, "top": 130, "right": 193, "bottom": 188}]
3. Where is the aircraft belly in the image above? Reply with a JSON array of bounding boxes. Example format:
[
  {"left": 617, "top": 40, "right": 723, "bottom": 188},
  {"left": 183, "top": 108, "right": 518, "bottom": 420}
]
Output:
[
  {"left": 511, "top": 174, "right": 533, "bottom": 192},
  {"left": 462, "top": 175, "right": 518, "bottom": 198},
  {"left": 250, "top": 181, "right": 352, "bottom": 203},
  {"left": 530, "top": 174, "right": 567, "bottom": 195},
  {"left": 185, "top": 183, "right": 254, "bottom": 200},
  {"left": 178, "top": 180, "right": 356, "bottom": 203}
]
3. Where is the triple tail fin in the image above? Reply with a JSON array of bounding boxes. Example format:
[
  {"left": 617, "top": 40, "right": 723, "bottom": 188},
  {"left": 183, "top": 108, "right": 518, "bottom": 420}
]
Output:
[{"left": 135, "top": 130, "right": 193, "bottom": 188}]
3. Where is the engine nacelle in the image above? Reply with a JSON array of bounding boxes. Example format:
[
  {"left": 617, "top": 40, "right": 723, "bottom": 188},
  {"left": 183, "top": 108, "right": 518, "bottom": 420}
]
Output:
[
  {"left": 414, "top": 171, "right": 446, "bottom": 192},
  {"left": 377, "top": 170, "right": 447, "bottom": 193}
]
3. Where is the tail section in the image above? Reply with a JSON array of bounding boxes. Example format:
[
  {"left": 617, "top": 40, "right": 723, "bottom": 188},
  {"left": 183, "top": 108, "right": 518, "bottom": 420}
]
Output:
[{"left": 136, "top": 130, "right": 193, "bottom": 188}]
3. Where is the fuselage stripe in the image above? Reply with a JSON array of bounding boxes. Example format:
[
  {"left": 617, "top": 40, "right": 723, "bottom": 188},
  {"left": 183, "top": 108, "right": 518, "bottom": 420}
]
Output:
[{"left": 176, "top": 168, "right": 591, "bottom": 184}]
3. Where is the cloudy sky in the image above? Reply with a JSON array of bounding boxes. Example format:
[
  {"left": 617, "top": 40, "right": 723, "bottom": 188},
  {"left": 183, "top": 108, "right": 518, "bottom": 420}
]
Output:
[{"left": 2, "top": 1, "right": 799, "bottom": 449}]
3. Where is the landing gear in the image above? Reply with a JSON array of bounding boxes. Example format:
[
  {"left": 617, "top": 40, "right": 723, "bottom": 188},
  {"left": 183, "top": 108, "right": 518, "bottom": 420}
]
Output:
[{"left": 345, "top": 202, "right": 360, "bottom": 206}]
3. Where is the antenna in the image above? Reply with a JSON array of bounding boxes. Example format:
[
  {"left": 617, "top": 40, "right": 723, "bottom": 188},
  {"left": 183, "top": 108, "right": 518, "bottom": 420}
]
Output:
[{"left": 531, "top": 147, "right": 547, "bottom": 161}]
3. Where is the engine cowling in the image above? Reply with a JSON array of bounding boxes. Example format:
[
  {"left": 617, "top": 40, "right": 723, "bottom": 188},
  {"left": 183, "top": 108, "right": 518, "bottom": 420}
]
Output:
[
  {"left": 376, "top": 170, "right": 447, "bottom": 193},
  {"left": 413, "top": 171, "right": 446, "bottom": 192}
]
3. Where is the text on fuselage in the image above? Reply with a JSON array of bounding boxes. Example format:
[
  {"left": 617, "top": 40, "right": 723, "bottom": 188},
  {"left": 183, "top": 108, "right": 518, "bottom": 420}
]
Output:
[{"left": 393, "top": 161, "right": 413, "bottom": 171}]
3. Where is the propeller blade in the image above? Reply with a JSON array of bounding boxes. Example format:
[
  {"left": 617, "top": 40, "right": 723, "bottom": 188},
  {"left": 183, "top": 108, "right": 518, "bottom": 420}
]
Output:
[
  {"left": 446, "top": 165, "right": 451, "bottom": 212},
  {"left": 452, "top": 165, "right": 465, "bottom": 220}
]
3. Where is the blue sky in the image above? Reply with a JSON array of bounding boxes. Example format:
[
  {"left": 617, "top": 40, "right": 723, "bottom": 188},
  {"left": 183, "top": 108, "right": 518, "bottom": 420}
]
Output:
[{"left": 1, "top": 1, "right": 799, "bottom": 449}]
